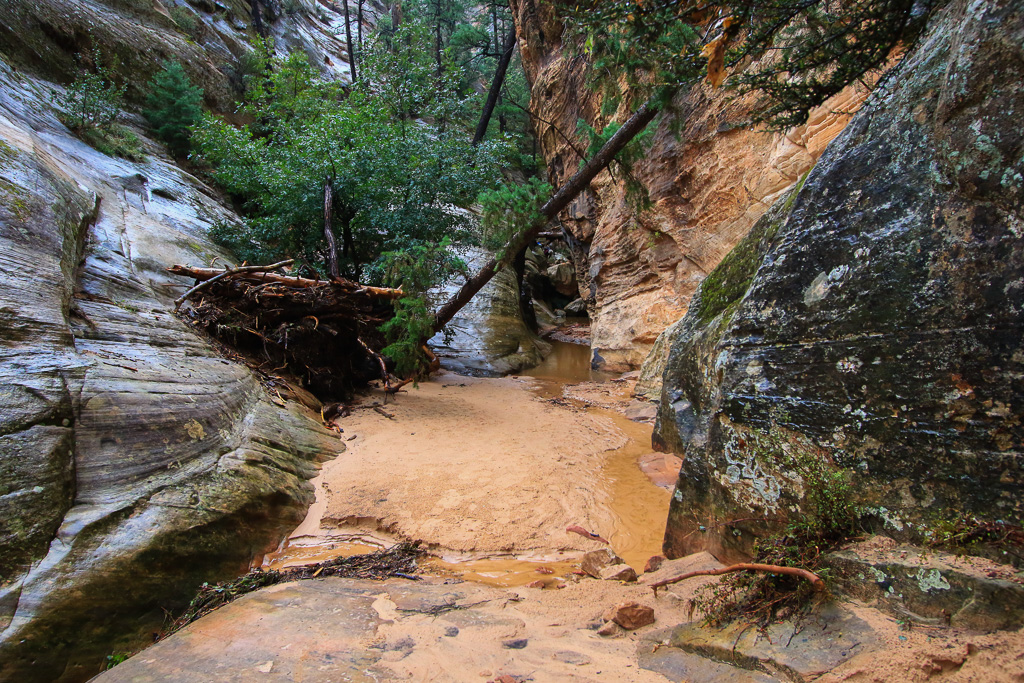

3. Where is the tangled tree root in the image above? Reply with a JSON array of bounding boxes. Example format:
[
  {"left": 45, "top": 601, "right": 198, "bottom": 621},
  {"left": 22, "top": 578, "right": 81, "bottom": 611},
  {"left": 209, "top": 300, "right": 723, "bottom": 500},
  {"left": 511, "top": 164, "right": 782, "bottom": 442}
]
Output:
[{"left": 168, "top": 262, "right": 404, "bottom": 399}]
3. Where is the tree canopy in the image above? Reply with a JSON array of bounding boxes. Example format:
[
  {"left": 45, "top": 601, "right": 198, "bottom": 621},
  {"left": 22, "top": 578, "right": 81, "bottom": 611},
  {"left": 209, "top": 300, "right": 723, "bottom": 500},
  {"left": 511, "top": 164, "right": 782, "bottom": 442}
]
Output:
[
  {"left": 193, "top": 29, "right": 510, "bottom": 282},
  {"left": 556, "top": 0, "right": 936, "bottom": 128}
]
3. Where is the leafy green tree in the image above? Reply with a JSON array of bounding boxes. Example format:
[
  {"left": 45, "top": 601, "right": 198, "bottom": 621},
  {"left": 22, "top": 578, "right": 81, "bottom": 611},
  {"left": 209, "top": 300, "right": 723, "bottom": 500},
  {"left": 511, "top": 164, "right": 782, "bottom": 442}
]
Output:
[
  {"left": 144, "top": 61, "right": 204, "bottom": 157},
  {"left": 377, "top": 238, "right": 468, "bottom": 378},
  {"left": 192, "top": 38, "right": 508, "bottom": 281}
]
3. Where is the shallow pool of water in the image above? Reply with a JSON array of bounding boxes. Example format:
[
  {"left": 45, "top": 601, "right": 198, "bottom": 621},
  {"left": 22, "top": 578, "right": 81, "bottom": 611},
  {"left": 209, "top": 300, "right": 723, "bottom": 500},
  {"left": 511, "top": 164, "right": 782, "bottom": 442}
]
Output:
[{"left": 263, "top": 338, "right": 671, "bottom": 584}]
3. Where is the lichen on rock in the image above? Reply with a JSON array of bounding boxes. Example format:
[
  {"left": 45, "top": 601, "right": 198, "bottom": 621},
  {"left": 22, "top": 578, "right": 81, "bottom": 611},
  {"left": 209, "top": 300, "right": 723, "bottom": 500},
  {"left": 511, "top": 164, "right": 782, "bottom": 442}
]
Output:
[{"left": 653, "top": 0, "right": 1024, "bottom": 563}]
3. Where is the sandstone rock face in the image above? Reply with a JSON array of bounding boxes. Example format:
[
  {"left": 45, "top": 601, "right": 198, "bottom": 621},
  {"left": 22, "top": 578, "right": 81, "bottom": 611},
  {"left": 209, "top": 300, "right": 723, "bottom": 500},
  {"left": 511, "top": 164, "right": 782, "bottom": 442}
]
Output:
[
  {"left": 0, "top": 48, "right": 339, "bottom": 683},
  {"left": 429, "top": 248, "right": 551, "bottom": 376},
  {"left": 654, "top": 0, "right": 1023, "bottom": 563},
  {"left": 0, "top": 0, "right": 368, "bottom": 110},
  {"left": 510, "top": 0, "right": 870, "bottom": 371}
]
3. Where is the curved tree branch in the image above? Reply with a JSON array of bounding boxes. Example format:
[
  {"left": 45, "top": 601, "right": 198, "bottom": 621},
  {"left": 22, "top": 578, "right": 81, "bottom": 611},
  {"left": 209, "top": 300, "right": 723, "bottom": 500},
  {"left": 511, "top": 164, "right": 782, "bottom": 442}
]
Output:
[{"left": 650, "top": 563, "right": 825, "bottom": 594}]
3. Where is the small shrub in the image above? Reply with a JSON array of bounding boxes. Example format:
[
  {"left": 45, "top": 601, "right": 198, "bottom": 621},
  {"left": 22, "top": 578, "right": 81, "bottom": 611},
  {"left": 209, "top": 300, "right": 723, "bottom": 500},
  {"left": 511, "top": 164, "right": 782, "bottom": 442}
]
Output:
[
  {"left": 80, "top": 125, "right": 145, "bottom": 161},
  {"left": 689, "top": 430, "right": 859, "bottom": 628},
  {"left": 105, "top": 653, "right": 130, "bottom": 670},
  {"left": 169, "top": 5, "right": 201, "bottom": 40},
  {"left": 51, "top": 47, "right": 126, "bottom": 134},
  {"left": 144, "top": 61, "right": 204, "bottom": 157}
]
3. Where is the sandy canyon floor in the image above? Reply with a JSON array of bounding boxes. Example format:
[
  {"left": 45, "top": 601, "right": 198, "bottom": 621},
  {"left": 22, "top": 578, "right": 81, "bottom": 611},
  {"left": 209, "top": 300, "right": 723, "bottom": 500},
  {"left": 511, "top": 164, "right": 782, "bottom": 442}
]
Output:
[{"left": 100, "top": 370, "right": 1024, "bottom": 683}]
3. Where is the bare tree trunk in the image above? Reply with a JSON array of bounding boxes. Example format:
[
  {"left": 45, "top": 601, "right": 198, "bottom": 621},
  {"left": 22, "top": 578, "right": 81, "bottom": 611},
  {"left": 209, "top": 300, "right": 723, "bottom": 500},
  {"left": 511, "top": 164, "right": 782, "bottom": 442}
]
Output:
[
  {"left": 433, "top": 99, "right": 660, "bottom": 332},
  {"left": 341, "top": 213, "right": 359, "bottom": 276},
  {"left": 491, "top": 3, "right": 499, "bottom": 56},
  {"left": 357, "top": 0, "right": 364, "bottom": 56},
  {"left": 390, "top": 1, "right": 403, "bottom": 32},
  {"left": 472, "top": 24, "right": 517, "bottom": 146},
  {"left": 343, "top": 0, "right": 357, "bottom": 82},
  {"left": 434, "top": 0, "right": 443, "bottom": 73},
  {"left": 323, "top": 181, "right": 340, "bottom": 278},
  {"left": 251, "top": 0, "right": 265, "bottom": 36}
]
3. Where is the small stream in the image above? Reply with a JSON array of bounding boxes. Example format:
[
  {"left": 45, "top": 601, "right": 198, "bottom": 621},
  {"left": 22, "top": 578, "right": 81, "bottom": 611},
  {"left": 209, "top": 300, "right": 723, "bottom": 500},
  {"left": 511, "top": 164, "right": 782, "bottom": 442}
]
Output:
[
  {"left": 263, "top": 339, "right": 670, "bottom": 586},
  {"left": 522, "top": 341, "right": 672, "bottom": 573}
]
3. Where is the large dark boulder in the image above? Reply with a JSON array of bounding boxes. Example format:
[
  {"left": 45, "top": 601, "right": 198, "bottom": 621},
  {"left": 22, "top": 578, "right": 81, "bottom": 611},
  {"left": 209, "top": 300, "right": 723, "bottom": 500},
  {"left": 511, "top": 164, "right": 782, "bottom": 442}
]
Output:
[{"left": 653, "top": 0, "right": 1023, "bottom": 563}]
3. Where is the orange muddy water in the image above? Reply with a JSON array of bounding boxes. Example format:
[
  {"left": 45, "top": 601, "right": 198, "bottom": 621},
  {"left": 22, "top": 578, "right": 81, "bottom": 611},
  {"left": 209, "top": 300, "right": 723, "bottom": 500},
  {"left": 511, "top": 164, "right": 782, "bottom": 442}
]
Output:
[{"left": 263, "top": 340, "right": 671, "bottom": 587}]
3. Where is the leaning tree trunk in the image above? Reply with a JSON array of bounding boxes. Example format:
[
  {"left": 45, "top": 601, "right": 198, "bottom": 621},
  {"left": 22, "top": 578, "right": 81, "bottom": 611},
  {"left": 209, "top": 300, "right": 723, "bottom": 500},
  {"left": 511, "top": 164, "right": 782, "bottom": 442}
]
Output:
[
  {"left": 472, "top": 24, "right": 517, "bottom": 146},
  {"left": 433, "top": 99, "right": 661, "bottom": 332}
]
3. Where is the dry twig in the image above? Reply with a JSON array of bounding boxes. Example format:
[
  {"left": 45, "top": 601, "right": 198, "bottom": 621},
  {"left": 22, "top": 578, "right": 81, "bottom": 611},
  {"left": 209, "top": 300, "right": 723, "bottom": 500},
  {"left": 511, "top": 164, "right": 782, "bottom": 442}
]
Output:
[{"left": 651, "top": 563, "right": 825, "bottom": 595}]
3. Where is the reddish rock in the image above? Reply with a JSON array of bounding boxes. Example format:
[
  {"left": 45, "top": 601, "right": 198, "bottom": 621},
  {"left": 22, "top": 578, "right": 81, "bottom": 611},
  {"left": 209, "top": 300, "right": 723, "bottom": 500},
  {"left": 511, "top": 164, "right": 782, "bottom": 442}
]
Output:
[
  {"left": 638, "top": 452, "right": 684, "bottom": 490},
  {"left": 605, "top": 602, "right": 655, "bottom": 630},
  {"left": 644, "top": 555, "right": 666, "bottom": 574},
  {"left": 598, "top": 564, "right": 638, "bottom": 582},
  {"left": 580, "top": 549, "right": 625, "bottom": 578},
  {"left": 525, "top": 580, "right": 546, "bottom": 589},
  {"left": 596, "top": 621, "right": 620, "bottom": 637},
  {"left": 535, "top": 566, "right": 555, "bottom": 574}
]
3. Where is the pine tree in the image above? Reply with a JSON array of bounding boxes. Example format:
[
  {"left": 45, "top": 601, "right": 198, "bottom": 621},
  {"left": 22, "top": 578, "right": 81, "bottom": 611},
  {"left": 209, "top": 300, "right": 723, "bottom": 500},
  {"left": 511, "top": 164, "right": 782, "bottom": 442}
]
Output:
[{"left": 144, "top": 61, "right": 204, "bottom": 157}]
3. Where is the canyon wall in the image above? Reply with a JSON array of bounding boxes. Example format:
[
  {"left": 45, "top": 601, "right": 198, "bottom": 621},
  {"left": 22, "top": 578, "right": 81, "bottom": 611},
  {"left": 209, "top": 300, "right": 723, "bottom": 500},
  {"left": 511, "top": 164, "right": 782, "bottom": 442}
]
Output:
[
  {"left": 509, "top": 0, "right": 869, "bottom": 373},
  {"left": 0, "top": 2, "right": 359, "bottom": 679},
  {"left": 652, "top": 0, "right": 1023, "bottom": 563}
]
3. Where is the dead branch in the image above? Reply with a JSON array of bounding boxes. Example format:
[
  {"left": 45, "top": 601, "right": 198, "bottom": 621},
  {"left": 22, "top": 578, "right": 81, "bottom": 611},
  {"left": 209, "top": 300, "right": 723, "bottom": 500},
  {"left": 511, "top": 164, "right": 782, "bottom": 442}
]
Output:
[
  {"left": 651, "top": 563, "right": 825, "bottom": 594},
  {"left": 358, "top": 338, "right": 391, "bottom": 386},
  {"left": 172, "top": 260, "right": 295, "bottom": 310},
  {"left": 566, "top": 524, "right": 609, "bottom": 544},
  {"left": 167, "top": 264, "right": 404, "bottom": 299}
]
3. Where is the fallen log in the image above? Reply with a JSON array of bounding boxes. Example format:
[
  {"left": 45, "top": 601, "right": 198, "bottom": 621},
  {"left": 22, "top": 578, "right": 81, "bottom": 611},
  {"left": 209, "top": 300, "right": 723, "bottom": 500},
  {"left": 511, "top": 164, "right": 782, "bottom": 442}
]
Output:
[
  {"left": 650, "top": 563, "right": 825, "bottom": 595},
  {"left": 172, "top": 260, "right": 294, "bottom": 310},
  {"left": 167, "top": 264, "right": 404, "bottom": 300}
]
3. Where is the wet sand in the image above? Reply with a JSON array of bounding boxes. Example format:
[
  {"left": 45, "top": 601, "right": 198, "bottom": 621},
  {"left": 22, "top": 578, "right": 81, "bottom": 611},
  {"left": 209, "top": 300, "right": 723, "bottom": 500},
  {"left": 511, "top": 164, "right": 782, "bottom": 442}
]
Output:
[
  {"left": 105, "top": 347, "right": 1024, "bottom": 682},
  {"left": 266, "top": 354, "right": 672, "bottom": 585}
]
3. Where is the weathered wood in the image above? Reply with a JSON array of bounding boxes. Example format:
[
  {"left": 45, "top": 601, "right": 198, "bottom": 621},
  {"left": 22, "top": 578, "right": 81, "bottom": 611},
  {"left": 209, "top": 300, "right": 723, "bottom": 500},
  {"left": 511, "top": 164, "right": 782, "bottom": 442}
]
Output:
[
  {"left": 650, "top": 563, "right": 825, "bottom": 593},
  {"left": 172, "top": 260, "right": 294, "bottom": 310},
  {"left": 167, "top": 265, "right": 404, "bottom": 299}
]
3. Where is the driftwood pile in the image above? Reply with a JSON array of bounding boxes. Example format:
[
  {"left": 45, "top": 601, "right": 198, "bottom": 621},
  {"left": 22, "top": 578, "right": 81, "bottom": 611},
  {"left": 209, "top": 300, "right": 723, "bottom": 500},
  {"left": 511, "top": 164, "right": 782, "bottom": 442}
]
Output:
[{"left": 168, "top": 261, "right": 403, "bottom": 399}]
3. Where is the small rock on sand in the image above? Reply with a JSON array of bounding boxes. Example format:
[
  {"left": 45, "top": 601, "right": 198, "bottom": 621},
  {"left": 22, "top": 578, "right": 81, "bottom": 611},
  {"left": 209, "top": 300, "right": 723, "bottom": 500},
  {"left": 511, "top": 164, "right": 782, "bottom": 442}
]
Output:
[
  {"left": 599, "top": 564, "right": 638, "bottom": 582},
  {"left": 644, "top": 555, "right": 666, "bottom": 573},
  {"left": 580, "top": 549, "right": 625, "bottom": 578},
  {"left": 596, "top": 621, "right": 621, "bottom": 637},
  {"left": 603, "top": 602, "right": 655, "bottom": 630},
  {"left": 525, "top": 580, "right": 546, "bottom": 589}
]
